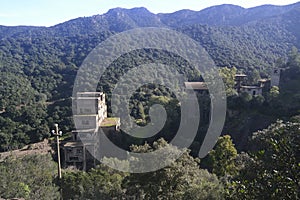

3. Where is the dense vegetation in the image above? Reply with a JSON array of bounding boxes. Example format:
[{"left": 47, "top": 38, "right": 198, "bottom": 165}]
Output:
[
  {"left": 0, "top": 4, "right": 300, "bottom": 150},
  {"left": 0, "top": 3, "right": 300, "bottom": 199},
  {"left": 0, "top": 154, "right": 59, "bottom": 199},
  {"left": 1, "top": 120, "right": 298, "bottom": 199}
]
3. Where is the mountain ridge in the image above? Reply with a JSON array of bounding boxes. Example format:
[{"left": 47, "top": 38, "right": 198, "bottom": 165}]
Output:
[
  {"left": 0, "top": 2, "right": 299, "bottom": 70},
  {"left": 49, "top": 2, "right": 300, "bottom": 28},
  {"left": 0, "top": 3, "right": 300, "bottom": 39},
  {"left": 56, "top": 2, "right": 300, "bottom": 28}
]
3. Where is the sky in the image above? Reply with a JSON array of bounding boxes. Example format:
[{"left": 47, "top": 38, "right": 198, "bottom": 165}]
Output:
[{"left": 0, "top": 0, "right": 299, "bottom": 27}]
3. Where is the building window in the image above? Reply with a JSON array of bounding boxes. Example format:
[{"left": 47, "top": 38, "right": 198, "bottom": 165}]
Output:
[
  {"left": 74, "top": 132, "right": 78, "bottom": 141},
  {"left": 76, "top": 149, "right": 82, "bottom": 154},
  {"left": 69, "top": 157, "right": 79, "bottom": 161}
]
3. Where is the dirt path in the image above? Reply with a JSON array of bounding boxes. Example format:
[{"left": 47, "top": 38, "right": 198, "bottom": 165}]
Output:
[{"left": 0, "top": 139, "right": 53, "bottom": 162}]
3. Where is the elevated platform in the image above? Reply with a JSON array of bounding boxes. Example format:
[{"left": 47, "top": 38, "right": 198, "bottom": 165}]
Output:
[
  {"left": 184, "top": 82, "right": 208, "bottom": 90},
  {"left": 100, "top": 117, "right": 120, "bottom": 127}
]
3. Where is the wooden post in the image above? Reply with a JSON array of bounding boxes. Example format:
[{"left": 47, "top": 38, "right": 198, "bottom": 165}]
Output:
[
  {"left": 83, "top": 145, "right": 86, "bottom": 171},
  {"left": 54, "top": 123, "right": 62, "bottom": 179}
]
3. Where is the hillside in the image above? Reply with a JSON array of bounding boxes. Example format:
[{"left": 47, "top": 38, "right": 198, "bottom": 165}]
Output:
[
  {"left": 0, "top": 2, "right": 300, "bottom": 151},
  {"left": 0, "top": 139, "right": 52, "bottom": 162}
]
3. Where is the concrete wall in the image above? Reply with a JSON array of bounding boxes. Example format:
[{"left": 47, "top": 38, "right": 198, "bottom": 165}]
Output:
[
  {"left": 271, "top": 68, "right": 280, "bottom": 87},
  {"left": 76, "top": 98, "right": 98, "bottom": 115},
  {"left": 241, "top": 87, "right": 262, "bottom": 96},
  {"left": 74, "top": 115, "right": 99, "bottom": 130},
  {"left": 65, "top": 147, "right": 84, "bottom": 162}
]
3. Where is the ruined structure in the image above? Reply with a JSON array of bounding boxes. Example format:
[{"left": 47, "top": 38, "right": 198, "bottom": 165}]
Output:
[
  {"left": 63, "top": 92, "right": 120, "bottom": 171},
  {"left": 235, "top": 74, "right": 272, "bottom": 96},
  {"left": 184, "top": 82, "right": 208, "bottom": 94},
  {"left": 240, "top": 85, "right": 263, "bottom": 96},
  {"left": 233, "top": 66, "right": 285, "bottom": 96},
  {"left": 235, "top": 74, "right": 247, "bottom": 94},
  {"left": 184, "top": 82, "right": 210, "bottom": 123},
  {"left": 271, "top": 68, "right": 281, "bottom": 87}
]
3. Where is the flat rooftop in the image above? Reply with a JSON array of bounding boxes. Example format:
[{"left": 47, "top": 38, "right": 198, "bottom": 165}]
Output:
[
  {"left": 63, "top": 141, "right": 96, "bottom": 147},
  {"left": 184, "top": 82, "right": 208, "bottom": 90},
  {"left": 100, "top": 117, "right": 120, "bottom": 127},
  {"left": 72, "top": 129, "right": 96, "bottom": 133},
  {"left": 73, "top": 114, "right": 98, "bottom": 117},
  {"left": 259, "top": 78, "right": 270, "bottom": 82},
  {"left": 64, "top": 141, "right": 83, "bottom": 147},
  {"left": 235, "top": 74, "right": 247, "bottom": 77},
  {"left": 241, "top": 86, "right": 262, "bottom": 89},
  {"left": 76, "top": 92, "right": 104, "bottom": 98},
  {"left": 75, "top": 97, "right": 102, "bottom": 100}
]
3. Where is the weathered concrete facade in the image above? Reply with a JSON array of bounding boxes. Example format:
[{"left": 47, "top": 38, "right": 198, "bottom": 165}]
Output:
[{"left": 63, "top": 92, "right": 120, "bottom": 171}]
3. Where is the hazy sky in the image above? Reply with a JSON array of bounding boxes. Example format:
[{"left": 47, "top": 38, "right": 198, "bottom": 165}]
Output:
[{"left": 0, "top": 0, "right": 299, "bottom": 27}]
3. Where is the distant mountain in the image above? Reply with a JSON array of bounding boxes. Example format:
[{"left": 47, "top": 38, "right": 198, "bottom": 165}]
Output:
[
  {"left": 159, "top": 2, "right": 300, "bottom": 26},
  {"left": 48, "top": 3, "right": 300, "bottom": 37},
  {"left": 158, "top": 4, "right": 245, "bottom": 27},
  {"left": 50, "top": 7, "right": 164, "bottom": 36},
  {"left": 0, "top": 3, "right": 299, "bottom": 78},
  {"left": 0, "top": 3, "right": 299, "bottom": 69},
  {"left": 48, "top": 2, "right": 300, "bottom": 32},
  {"left": 0, "top": 3, "right": 300, "bottom": 39}
]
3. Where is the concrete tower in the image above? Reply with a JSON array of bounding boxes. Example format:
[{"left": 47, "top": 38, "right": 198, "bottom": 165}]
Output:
[{"left": 271, "top": 68, "right": 281, "bottom": 87}]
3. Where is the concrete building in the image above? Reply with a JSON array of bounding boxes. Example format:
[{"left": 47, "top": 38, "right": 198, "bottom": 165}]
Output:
[
  {"left": 240, "top": 85, "right": 263, "bottom": 96},
  {"left": 184, "top": 82, "right": 210, "bottom": 123},
  {"left": 271, "top": 68, "right": 281, "bottom": 87},
  {"left": 184, "top": 82, "right": 208, "bottom": 90},
  {"left": 235, "top": 74, "right": 271, "bottom": 96},
  {"left": 63, "top": 92, "right": 120, "bottom": 171},
  {"left": 235, "top": 74, "right": 247, "bottom": 93}
]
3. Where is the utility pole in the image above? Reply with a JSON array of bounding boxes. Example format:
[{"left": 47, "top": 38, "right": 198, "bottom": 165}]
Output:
[{"left": 52, "top": 123, "right": 62, "bottom": 179}]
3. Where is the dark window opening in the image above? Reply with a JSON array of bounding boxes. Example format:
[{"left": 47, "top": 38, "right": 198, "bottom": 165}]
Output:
[{"left": 69, "top": 157, "right": 79, "bottom": 161}]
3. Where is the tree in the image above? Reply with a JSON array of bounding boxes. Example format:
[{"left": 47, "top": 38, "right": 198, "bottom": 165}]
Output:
[
  {"left": 230, "top": 120, "right": 300, "bottom": 200},
  {"left": 61, "top": 165, "right": 126, "bottom": 199},
  {"left": 250, "top": 94, "right": 265, "bottom": 107},
  {"left": 0, "top": 154, "right": 60, "bottom": 199},
  {"left": 287, "top": 46, "right": 300, "bottom": 71},
  {"left": 246, "top": 69, "right": 261, "bottom": 85},
  {"left": 202, "top": 135, "right": 238, "bottom": 177},
  {"left": 137, "top": 102, "right": 146, "bottom": 124},
  {"left": 269, "top": 86, "right": 279, "bottom": 98},
  {"left": 219, "top": 67, "right": 237, "bottom": 96},
  {"left": 123, "top": 138, "right": 224, "bottom": 200}
]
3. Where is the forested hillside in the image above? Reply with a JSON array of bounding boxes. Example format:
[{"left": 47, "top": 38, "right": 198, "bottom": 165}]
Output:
[{"left": 0, "top": 3, "right": 300, "bottom": 153}]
